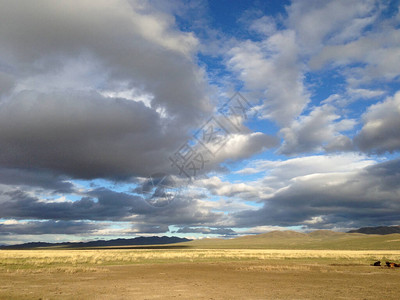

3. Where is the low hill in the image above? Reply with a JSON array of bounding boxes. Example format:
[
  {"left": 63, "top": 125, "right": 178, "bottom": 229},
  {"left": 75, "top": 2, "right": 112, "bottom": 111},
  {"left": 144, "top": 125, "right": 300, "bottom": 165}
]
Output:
[
  {"left": 347, "top": 226, "right": 400, "bottom": 235},
  {"left": 183, "top": 230, "right": 400, "bottom": 250},
  {"left": 0, "top": 236, "right": 191, "bottom": 249}
]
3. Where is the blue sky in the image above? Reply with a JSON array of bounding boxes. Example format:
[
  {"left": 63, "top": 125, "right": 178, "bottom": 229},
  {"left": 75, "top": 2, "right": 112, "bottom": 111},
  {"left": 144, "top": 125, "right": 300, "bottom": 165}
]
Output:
[{"left": 0, "top": 0, "right": 399, "bottom": 244}]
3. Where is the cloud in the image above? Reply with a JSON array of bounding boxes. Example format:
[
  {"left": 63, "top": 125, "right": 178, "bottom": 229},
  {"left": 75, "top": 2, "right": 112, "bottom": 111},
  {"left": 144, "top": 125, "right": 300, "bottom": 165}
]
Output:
[
  {"left": 0, "top": 220, "right": 101, "bottom": 235},
  {"left": 347, "top": 88, "right": 385, "bottom": 99},
  {"left": 0, "top": 0, "right": 212, "bottom": 179},
  {"left": 0, "top": 186, "right": 226, "bottom": 232},
  {"left": 305, "top": 2, "right": 400, "bottom": 86},
  {"left": 233, "top": 157, "right": 400, "bottom": 229},
  {"left": 248, "top": 16, "right": 277, "bottom": 36},
  {"left": 128, "top": 195, "right": 226, "bottom": 228},
  {"left": 287, "top": 0, "right": 378, "bottom": 53},
  {"left": 131, "top": 224, "right": 170, "bottom": 234},
  {"left": 213, "top": 132, "right": 279, "bottom": 163},
  {"left": 310, "top": 30, "right": 400, "bottom": 85},
  {"left": 355, "top": 92, "right": 400, "bottom": 153},
  {"left": 235, "top": 153, "right": 375, "bottom": 197},
  {"left": 0, "top": 188, "right": 147, "bottom": 221},
  {"left": 279, "top": 105, "right": 356, "bottom": 155},
  {"left": 227, "top": 30, "right": 309, "bottom": 125},
  {"left": 0, "top": 90, "right": 182, "bottom": 179},
  {"left": 176, "top": 226, "right": 236, "bottom": 236},
  {"left": 0, "top": 0, "right": 399, "bottom": 241},
  {"left": 0, "top": 71, "right": 15, "bottom": 98},
  {"left": 197, "top": 176, "right": 259, "bottom": 199},
  {"left": 0, "top": 168, "right": 75, "bottom": 193}
]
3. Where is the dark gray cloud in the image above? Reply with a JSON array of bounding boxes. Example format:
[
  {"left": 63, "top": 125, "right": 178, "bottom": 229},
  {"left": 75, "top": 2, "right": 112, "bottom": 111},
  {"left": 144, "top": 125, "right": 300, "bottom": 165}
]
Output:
[
  {"left": 0, "top": 189, "right": 148, "bottom": 221},
  {"left": 0, "top": 0, "right": 207, "bottom": 124},
  {"left": 0, "top": 187, "right": 223, "bottom": 229},
  {"left": 0, "top": 90, "right": 183, "bottom": 179},
  {"left": 0, "top": 168, "right": 74, "bottom": 193},
  {"left": 0, "top": 0, "right": 212, "bottom": 180},
  {"left": 0, "top": 0, "right": 272, "bottom": 183},
  {"left": 129, "top": 195, "right": 225, "bottom": 227},
  {"left": 0, "top": 71, "right": 14, "bottom": 97},
  {"left": 232, "top": 158, "right": 400, "bottom": 229},
  {"left": 132, "top": 224, "right": 170, "bottom": 234},
  {"left": 2, "top": 0, "right": 397, "bottom": 242},
  {"left": 0, "top": 220, "right": 100, "bottom": 235}
]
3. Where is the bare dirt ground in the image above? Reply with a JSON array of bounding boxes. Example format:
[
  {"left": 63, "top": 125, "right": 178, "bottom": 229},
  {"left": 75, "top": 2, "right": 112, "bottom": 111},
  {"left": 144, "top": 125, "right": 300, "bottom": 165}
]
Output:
[{"left": 1, "top": 261, "right": 400, "bottom": 299}]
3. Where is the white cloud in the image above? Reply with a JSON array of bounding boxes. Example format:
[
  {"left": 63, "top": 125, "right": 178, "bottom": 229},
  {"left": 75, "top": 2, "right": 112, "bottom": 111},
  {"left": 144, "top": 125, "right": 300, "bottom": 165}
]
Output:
[
  {"left": 128, "top": 0, "right": 199, "bottom": 56},
  {"left": 238, "top": 153, "right": 375, "bottom": 188},
  {"left": 213, "top": 132, "right": 278, "bottom": 164},
  {"left": 355, "top": 91, "right": 400, "bottom": 153},
  {"left": 197, "top": 176, "right": 258, "bottom": 199},
  {"left": 233, "top": 157, "right": 400, "bottom": 229},
  {"left": 227, "top": 29, "right": 309, "bottom": 125},
  {"left": 249, "top": 16, "right": 277, "bottom": 36},
  {"left": 2, "top": 219, "right": 21, "bottom": 225},
  {"left": 347, "top": 88, "right": 385, "bottom": 99},
  {"left": 309, "top": 26, "right": 400, "bottom": 86},
  {"left": 287, "top": 0, "right": 378, "bottom": 53},
  {"left": 279, "top": 105, "right": 356, "bottom": 155},
  {"left": 236, "top": 225, "right": 292, "bottom": 235}
]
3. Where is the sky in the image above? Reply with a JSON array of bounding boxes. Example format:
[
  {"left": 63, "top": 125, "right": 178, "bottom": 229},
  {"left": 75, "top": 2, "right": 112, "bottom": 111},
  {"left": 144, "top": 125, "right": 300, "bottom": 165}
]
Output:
[{"left": 0, "top": 0, "right": 399, "bottom": 245}]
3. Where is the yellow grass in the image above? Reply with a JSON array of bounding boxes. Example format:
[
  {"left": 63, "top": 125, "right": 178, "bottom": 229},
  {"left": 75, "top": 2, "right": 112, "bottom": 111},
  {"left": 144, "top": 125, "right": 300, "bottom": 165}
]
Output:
[
  {"left": 1, "top": 249, "right": 400, "bottom": 272},
  {"left": 2, "top": 249, "right": 400, "bottom": 299}
]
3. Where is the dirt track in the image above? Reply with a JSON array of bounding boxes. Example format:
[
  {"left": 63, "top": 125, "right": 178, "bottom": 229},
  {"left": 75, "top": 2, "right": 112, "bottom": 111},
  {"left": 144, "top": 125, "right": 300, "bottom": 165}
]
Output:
[{"left": 1, "top": 261, "right": 400, "bottom": 299}]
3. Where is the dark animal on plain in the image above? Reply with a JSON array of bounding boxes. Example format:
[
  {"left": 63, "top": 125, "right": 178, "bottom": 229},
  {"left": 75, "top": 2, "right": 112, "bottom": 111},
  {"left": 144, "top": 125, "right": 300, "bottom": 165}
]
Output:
[
  {"left": 371, "top": 261, "right": 381, "bottom": 266},
  {"left": 386, "top": 262, "right": 396, "bottom": 268},
  {"left": 394, "top": 263, "right": 400, "bottom": 268}
]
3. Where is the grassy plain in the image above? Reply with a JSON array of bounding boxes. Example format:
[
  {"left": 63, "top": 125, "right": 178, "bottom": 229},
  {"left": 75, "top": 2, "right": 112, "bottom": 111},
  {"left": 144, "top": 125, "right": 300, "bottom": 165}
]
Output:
[
  {"left": 1, "top": 231, "right": 400, "bottom": 299},
  {"left": 183, "top": 230, "right": 400, "bottom": 250}
]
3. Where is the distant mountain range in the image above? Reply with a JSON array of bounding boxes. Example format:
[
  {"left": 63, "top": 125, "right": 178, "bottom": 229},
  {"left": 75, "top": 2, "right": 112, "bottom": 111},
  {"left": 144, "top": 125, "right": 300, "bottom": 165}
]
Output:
[
  {"left": 0, "top": 236, "right": 191, "bottom": 249},
  {"left": 347, "top": 226, "right": 400, "bottom": 235},
  {"left": 2, "top": 226, "right": 399, "bottom": 249}
]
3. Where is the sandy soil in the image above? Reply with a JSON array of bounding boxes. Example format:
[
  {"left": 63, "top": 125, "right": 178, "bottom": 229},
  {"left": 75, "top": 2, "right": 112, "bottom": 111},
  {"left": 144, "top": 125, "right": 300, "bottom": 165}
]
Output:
[{"left": 1, "top": 261, "right": 399, "bottom": 299}]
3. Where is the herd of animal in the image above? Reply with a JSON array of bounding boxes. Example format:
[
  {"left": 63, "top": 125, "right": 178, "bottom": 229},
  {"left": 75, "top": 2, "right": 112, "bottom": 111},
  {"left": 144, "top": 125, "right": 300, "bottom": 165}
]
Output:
[{"left": 371, "top": 261, "right": 400, "bottom": 268}]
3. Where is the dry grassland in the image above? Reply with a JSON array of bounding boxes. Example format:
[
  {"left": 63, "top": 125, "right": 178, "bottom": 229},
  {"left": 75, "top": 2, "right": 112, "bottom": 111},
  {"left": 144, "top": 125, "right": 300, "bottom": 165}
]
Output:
[{"left": 1, "top": 249, "right": 400, "bottom": 299}]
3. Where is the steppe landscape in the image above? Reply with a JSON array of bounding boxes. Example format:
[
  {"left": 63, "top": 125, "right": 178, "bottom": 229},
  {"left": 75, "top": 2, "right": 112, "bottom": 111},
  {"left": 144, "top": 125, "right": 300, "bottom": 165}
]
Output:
[
  {"left": 1, "top": 0, "right": 400, "bottom": 299},
  {"left": 2, "top": 231, "right": 400, "bottom": 299}
]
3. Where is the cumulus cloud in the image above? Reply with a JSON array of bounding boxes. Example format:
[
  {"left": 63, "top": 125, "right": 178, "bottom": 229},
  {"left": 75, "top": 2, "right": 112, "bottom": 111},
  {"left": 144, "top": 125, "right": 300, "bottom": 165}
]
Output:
[
  {"left": 279, "top": 105, "right": 356, "bottom": 155},
  {"left": 310, "top": 30, "right": 400, "bottom": 85},
  {"left": 213, "top": 132, "right": 278, "bottom": 163},
  {"left": 232, "top": 157, "right": 400, "bottom": 229},
  {"left": 196, "top": 176, "right": 259, "bottom": 200},
  {"left": 235, "top": 154, "right": 375, "bottom": 196},
  {"left": 287, "top": 0, "right": 378, "bottom": 53},
  {"left": 1, "top": 0, "right": 399, "bottom": 241},
  {"left": 227, "top": 30, "right": 309, "bottom": 125},
  {"left": 302, "top": 1, "right": 400, "bottom": 87},
  {"left": 0, "top": 0, "right": 212, "bottom": 180},
  {"left": 355, "top": 92, "right": 400, "bottom": 153},
  {"left": 0, "top": 90, "right": 190, "bottom": 179},
  {"left": 0, "top": 220, "right": 101, "bottom": 235}
]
